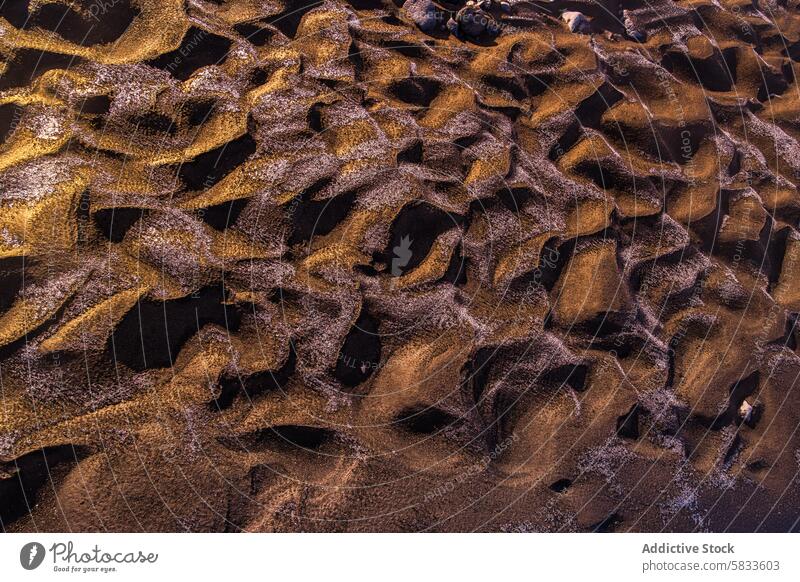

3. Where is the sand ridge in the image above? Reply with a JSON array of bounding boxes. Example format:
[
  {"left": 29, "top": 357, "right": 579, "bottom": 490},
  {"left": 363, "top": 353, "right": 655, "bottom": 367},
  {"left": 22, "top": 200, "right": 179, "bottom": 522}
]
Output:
[{"left": 0, "top": 0, "right": 799, "bottom": 531}]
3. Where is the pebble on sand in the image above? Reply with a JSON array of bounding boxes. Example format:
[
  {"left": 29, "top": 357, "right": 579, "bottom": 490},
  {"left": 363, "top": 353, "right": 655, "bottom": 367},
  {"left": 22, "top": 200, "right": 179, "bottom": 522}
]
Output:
[
  {"left": 403, "top": 0, "right": 440, "bottom": 32},
  {"left": 561, "top": 11, "right": 591, "bottom": 34},
  {"left": 738, "top": 400, "right": 754, "bottom": 424}
]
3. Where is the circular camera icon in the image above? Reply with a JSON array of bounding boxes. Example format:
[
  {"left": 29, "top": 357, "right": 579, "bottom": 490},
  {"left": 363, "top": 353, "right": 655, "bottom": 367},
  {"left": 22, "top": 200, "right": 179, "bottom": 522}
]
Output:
[{"left": 20, "top": 542, "right": 46, "bottom": 570}]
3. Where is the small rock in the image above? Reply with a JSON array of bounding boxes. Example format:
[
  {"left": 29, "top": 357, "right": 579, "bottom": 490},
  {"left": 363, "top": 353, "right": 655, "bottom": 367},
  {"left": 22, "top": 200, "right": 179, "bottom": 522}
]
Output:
[
  {"left": 403, "top": 0, "right": 440, "bottom": 33},
  {"left": 479, "top": 0, "right": 512, "bottom": 10},
  {"left": 454, "top": 4, "right": 501, "bottom": 38},
  {"left": 738, "top": 399, "right": 754, "bottom": 423},
  {"left": 457, "top": 6, "right": 487, "bottom": 37},
  {"left": 562, "top": 11, "right": 591, "bottom": 34},
  {"left": 446, "top": 16, "right": 459, "bottom": 35}
]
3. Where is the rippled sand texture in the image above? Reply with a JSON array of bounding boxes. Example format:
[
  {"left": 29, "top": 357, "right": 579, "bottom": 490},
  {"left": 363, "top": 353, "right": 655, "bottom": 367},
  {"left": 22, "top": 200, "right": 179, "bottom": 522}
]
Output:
[{"left": 1, "top": 0, "right": 800, "bottom": 532}]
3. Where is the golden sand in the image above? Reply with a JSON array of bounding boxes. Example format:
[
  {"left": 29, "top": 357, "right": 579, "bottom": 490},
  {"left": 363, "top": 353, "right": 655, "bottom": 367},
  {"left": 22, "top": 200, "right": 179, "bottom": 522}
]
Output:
[{"left": 1, "top": 0, "right": 800, "bottom": 531}]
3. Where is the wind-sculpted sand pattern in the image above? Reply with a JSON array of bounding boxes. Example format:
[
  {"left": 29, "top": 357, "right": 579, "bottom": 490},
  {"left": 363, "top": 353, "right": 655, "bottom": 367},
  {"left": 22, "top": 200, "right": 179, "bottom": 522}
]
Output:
[{"left": 1, "top": 0, "right": 800, "bottom": 532}]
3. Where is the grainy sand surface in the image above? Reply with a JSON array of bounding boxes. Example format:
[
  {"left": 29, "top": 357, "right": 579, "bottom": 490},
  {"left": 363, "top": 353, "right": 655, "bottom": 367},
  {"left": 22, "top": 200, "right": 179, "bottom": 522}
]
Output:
[{"left": 1, "top": 0, "right": 800, "bottom": 532}]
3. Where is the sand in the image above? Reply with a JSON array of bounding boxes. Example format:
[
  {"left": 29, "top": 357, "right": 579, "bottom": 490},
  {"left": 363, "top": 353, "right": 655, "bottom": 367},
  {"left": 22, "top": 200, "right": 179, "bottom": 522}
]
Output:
[{"left": 1, "top": 0, "right": 800, "bottom": 532}]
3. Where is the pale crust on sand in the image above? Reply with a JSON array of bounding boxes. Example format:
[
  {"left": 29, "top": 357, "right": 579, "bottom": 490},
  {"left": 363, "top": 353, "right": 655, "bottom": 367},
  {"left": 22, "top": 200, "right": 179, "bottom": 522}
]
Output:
[{"left": 1, "top": 0, "right": 800, "bottom": 532}]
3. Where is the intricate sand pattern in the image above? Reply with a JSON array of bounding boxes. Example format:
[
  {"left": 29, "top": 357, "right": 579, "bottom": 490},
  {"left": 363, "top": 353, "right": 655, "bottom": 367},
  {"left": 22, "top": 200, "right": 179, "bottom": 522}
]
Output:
[{"left": 1, "top": 0, "right": 800, "bottom": 531}]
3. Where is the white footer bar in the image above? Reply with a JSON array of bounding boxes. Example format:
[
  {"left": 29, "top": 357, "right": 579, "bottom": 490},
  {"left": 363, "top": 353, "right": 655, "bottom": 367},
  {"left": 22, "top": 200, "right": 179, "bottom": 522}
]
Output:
[{"left": 1, "top": 533, "right": 797, "bottom": 581}]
